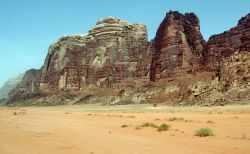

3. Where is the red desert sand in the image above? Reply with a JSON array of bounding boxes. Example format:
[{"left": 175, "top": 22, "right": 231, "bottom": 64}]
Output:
[{"left": 0, "top": 104, "right": 250, "bottom": 154}]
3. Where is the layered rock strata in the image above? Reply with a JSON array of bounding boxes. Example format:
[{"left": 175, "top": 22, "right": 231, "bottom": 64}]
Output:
[
  {"left": 150, "top": 11, "right": 206, "bottom": 81},
  {"left": 9, "top": 17, "right": 151, "bottom": 101},
  {"left": 204, "top": 13, "right": 250, "bottom": 69}
]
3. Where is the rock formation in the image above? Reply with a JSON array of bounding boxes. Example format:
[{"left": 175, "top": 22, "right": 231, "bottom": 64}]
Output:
[
  {"left": 7, "top": 11, "right": 250, "bottom": 106},
  {"left": 0, "top": 74, "right": 23, "bottom": 99},
  {"left": 8, "top": 17, "right": 151, "bottom": 104},
  {"left": 150, "top": 11, "right": 206, "bottom": 81},
  {"left": 203, "top": 13, "right": 250, "bottom": 90},
  {"left": 85, "top": 17, "right": 150, "bottom": 87},
  {"left": 218, "top": 51, "right": 250, "bottom": 91},
  {"left": 204, "top": 13, "right": 250, "bottom": 69}
]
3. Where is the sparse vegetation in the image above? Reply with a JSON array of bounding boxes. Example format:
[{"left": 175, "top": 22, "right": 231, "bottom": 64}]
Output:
[
  {"left": 121, "top": 124, "right": 129, "bottom": 128},
  {"left": 64, "top": 112, "right": 72, "bottom": 114},
  {"left": 195, "top": 128, "right": 214, "bottom": 137},
  {"left": 127, "top": 115, "right": 136, "bottom": 118},
  {"left": 134, "top": 122, "right": 170, "bottom": 132},
  {"left": 241, "top": 134, "right": 247, "bottom": 140},
  {"left": 168, "top": 117, "right": 184, "bottom": 121},
  {"left": 206, "top": 120, "right": 214, "bottom": 124},
  {"left": 141, "top": 122, "right": 158, "bottom": 128},
  {"left": 184, "top": 120, "right": 193, "bottom": 122},
  {"left": 157, "top": 124, "right": 170, "bottom": 132},
  {"left": 13, "top": 111, "right": 26, "bottom": 115},
  {"left": 134, "top": 125, "right": 141, "bottom": 130}
]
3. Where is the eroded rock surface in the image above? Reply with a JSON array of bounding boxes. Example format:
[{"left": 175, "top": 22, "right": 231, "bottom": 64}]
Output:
[
  {"left": 150, "top": 11, "right": 206, "bottom": 81},
  {"left": 86, "top": 17, "right": 150, "bottom": 87},
  {"left": 8, "top": 17, "right": 151, "bottom": 105},
  {"left": 7, "top": 12, "right": 250, "bottom": 106},
  {"left": 204, "top": 13, "right": 250, "bottom": 69}
]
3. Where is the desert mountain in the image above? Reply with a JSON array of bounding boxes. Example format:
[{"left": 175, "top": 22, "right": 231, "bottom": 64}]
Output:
[{"left": 7, "top": 11, "right": 250, "bottom": 106}]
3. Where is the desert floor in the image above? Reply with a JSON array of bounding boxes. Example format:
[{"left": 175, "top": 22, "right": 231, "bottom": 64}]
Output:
[{"left": 0, "top": 104, "right": 250, "bottom": 154}]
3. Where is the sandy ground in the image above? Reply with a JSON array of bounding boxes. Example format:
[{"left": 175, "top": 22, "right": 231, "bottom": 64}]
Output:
[{"left": 0, "top": 104, "right": 250, "bottom": 154}]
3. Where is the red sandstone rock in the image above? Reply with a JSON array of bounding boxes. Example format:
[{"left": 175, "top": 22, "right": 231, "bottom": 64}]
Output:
[
  {"left": 9, "top": 17, "right": 151, "bottom": 101},
  {"left": 204, "top": 13, "right": 250, "bottom": 69},
  {"left": 150, "top": 11, "right": 206, "bottom": 81}
]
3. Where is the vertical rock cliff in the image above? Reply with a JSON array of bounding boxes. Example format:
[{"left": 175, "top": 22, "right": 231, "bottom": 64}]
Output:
[
  {"left": 150, "top": 11, "right": 206, "bottom": 81},
  {"left": 9, "top": 17, "right": 151, "bottom": 102},
  {"left": 205, "top": 13, "right": 250, "bottom": 90},
  {"left": 85, "top": 17, "right": 150, "bottom": 87},
  {"left": 204, "top": 13, "right": 250, "bottom": 69},
  {"left": 7, "top": 11, "right": 250, "bottom": 106}
]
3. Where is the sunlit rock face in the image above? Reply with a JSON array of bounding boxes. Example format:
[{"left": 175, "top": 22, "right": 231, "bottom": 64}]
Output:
[
  {"left": 217, "top": 52, "right": 250, "bottom": 91},
  {"left": 204, "top": 13, "right": 250, "bottom": 69},
  {"left": 150, "top": 11, "right": 206, "bottom": 81},
  {"left": 38, "top": 35, "right": 88, "bottom": 91},
  {"left": 204, "top": 13, "right": 250, "bottom": 92},
  {"left": 7, "top": 11, "right": 250, "bottom": 106},
  {"left": 86, "top": 17, "right": 150, "bottom": 87},
  {"left": 10, "top": 17, "right": 151, "bottom": 98}
]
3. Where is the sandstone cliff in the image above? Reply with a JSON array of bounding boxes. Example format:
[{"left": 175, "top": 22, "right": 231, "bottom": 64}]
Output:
[
  {"left": 210, "top": 13, "right": 250, "bottom": 92},
  {"left": 7, "top": 12, "right": 250, "bottom": 106},
  {"left": 8, "top": 17, "right": 151, "bottom": 105},
  {"left": 204, "top": 13, "right": 250, "bottom": 69},
  {"left": 150, "top": 11, "right": 206, "bottom": 81}
]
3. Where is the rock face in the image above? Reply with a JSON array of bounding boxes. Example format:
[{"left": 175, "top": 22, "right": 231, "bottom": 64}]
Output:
[
  {"left": 9, "top": 17, "right": 151, "bottom": 102},
  {"left": 218, "top": 52, "right": 250, "bottom": 91},
  {"left": 204, "top": 13, "right": 250, "bottom": 69},
  {"left": 38, "top": 35, "right": 87, "bottom": 92},
  {"left": 150, "top": 11, "right": 206, "bottom": 81},
  {"left": 85, "top": 17, "right": 150, "bottom": 87},
  {"left": 204, "top": 13, "right": 250, "bottom": 91},
  {"left": 0, "top": 74, "right": 24, "bottom": 99},
  {"left": 7, "top": 11, "right": 250, "bottom": 106}
]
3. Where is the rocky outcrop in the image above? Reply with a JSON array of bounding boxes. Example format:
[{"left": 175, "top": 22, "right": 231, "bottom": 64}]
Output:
[
  {"left": 203, "top": 13, "right": 250, "bottom": 92},
  {"left": 38, "top": 35, "right": 88, "bottom": 92},
  {"left": 150, "top": 11, "right": 206, "bottom": 81},
  {"left": 204, "top": 13, "right": 250, "bottom": 69},
  {"left": 41, "top": 17, "right": 150, "bottom": 90},
  {"left": 8, "top": 17, "right": 151, "bottom": 104},
  {"left": 7, "top": 69, "right": 39, "bottom": 104},
  {"left": 85, "top": 17, "right": 150, "bottom": 87},
  {"left": 7, "top": 11, "right": 250, "bottom": 106},
  {"left": 217, "top": 51, "right": 250, "bottom": 91},
  {"left": 0, "top": 74, "right": 23, "bottom": 99}
]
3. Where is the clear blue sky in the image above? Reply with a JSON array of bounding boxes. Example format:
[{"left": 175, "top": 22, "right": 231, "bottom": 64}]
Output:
[{"left": 0, "top": 0, "right": 249, "bottom": 87}]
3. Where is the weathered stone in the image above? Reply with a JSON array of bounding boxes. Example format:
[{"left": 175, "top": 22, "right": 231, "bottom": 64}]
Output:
[
  {"left": 86, "top": 17, "right": 150, "bottom": 87},
  {"left": 8, "top": 17, "right": 151, "bottom": 104},
  {"left": 38, "top": 35, "right": 88, "bottom": 92},
  {"left": 8, "top": 11, "right": 250, "bottom": 106},
  {"left": 150, "top": 11, "right": 206, "bottom": 81},
  {"left": 204, "top": 13, "right": 250, "bottom": 69},
  {"left": 217, "top": 51, "right": 250, "bottom": 91}
]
